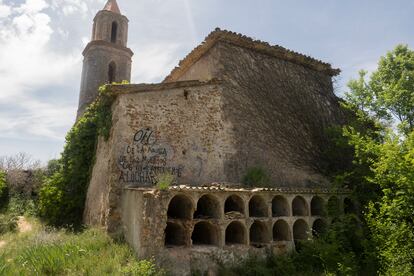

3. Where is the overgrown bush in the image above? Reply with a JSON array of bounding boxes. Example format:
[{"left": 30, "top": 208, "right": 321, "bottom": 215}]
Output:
[
  {"left": 242, "top": 167, "right": 270, "bottom": 187},
  {"left": 0, "top": 213, "right": 18, "bottom": 235},
  {"left": 221, "top": 213, "right": 376, "bottom": 276},
  {"left": 39, "top": 85, "right": 116, "bottom": 228},
  {"left": 0, "top": 170, "right": 8, "bottom": 210}
]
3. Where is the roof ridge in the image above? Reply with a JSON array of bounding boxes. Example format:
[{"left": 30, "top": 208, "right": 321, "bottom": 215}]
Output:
[{"left": 163, "top": 28, "right": 340, "bottom": 82}]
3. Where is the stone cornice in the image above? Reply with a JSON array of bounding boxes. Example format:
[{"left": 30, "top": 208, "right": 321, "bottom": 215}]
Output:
[
  {"left": 82, "top": 40, "right": 133, "bottom": 57},
  {"left": 108, "top": 79, "right": 222, "bottom": 95}
]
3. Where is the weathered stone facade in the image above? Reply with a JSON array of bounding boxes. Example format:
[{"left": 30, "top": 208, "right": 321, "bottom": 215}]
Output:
[
  {"left": 121, "top": 185, "right": 351, "bottom": 275},
  {"left": 80, "top": 1, "right": 349, "bottom": 275},
  {"left": 77, "top": 0, "right": 133, "bottom": 118}
]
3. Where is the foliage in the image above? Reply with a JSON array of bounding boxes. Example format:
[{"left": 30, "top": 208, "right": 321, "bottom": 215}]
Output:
[
  {"left": 155, "top": 173, "right": 175, "bottom": 191},
  {"left": 6, "top": 195, "right": 38, "bottom": 217},
  {"left": 39, "top": 85, "right": 116, "bottom": 228},
  {"left": 336, "top": 44, "right": 414, "bottom": 274},
  {"left": 220, "top": 214, "right": 376, "bottom": 276},
  {"left": 0, "top": 222, "right": 165, "bottom": 275},
  {"left": 242, "top": 167, "right": 270, "bottom": 187},
  {"left": 0, "top": 213, "right": 18, "bottom": 235},
  {"left": 0, "top": 170, "right": 8, "bottom": 210}
]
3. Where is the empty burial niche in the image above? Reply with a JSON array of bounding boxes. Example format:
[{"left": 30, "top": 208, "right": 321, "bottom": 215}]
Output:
[
  {"left": 249, "top": 195, "right": 268, "bottom": 217},
  {"left": 327, "top": 196, "right": 340, "bottom": 216},
  {"left": 165, "top": 222, "right": 186, "bottom": 247},
  {"left": 292, "top": 196, "right": 309, "bottom": 216},
  {"left": 311, "top": 196, "right": 325, "bottom": 216},
  {"left": 272, "top": 195, "right": 289, "bottom": 217},
  {"left": 191, "top": 222, "right": 219, "bottom": 246},
  {"left": 250, "top": 221, "right": 269, "bottom": 246},
  {"left": 225, "top": 221, "right": 246, "bottom": 245},
  {"left": 273, "top": 220, "right": 291, "bottom": 241},
  {"left": 167, "top": 194, "right": 193, "bottom": 219},
  {"left": 293, "top": 219, "right": 309, "bottom": 241},
  {"left": 194, "top": 194, "right": 220, "bottom": 219},
  {"left": 344, "top": 197, "right": 356, "bottom": 214},
  {"left": 312, "top": 219, "right": 327, "bottom": 237},
  {"left": 224, "top": 195, "right": 244, "bottom": 218}
]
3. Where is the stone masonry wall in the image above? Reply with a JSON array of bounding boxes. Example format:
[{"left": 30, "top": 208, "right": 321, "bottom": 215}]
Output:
[
  {"left": 175, "top": 41, "right": 345, "bottom": 187},
  {"left": 121, "top": 185, "right": 352, "bottom": 275},
  {"left": 84, "top": 80, "right": 237, "bottom": 232}
]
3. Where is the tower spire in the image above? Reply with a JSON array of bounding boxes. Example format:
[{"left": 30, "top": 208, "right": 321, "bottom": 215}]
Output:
[{"left": 103, "top": 0, "right": 121, "bottom": 14}]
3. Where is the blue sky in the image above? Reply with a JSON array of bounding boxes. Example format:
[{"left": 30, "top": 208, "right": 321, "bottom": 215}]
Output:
[{"left": 0, "top": 0, "right": 413, "bottom": 163}]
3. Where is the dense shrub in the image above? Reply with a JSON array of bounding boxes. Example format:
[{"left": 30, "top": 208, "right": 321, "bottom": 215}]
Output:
[
  {"left": 0, "top": 213, "right": 18, "bottom": 235},
  {"left": 39, "top": 85, "right": 116, "bottom": 227},
  {"left": 0, "top": 170, "right": 8, "bottom": 210},
  {"left": 242, "top": 167, "right": 270, "bottom": 187},
  {"left": 220, "top": 214, "right": 376, "bottom": 276}
]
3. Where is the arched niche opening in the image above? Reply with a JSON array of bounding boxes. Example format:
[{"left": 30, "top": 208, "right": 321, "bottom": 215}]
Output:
[
  {"left": 344, "top": 197, "right": 356, "bottom": 214},
  {"left": 292, "top": 196, "right": 309, "bottom": 216},
  {"left": 108, "top": 62, "right": 116, "bottom": 84},
  {"left": 312, "top": 219, "right": 327, "bottom": 237},
  {"left": 327, "top": 196, "right": 340, "bottom": 216},
  {"left": 311, "top": 196, "right": 325, "bottom": 216},
  {"left": 164, "top": 222, "right": 186, "bottom": 247},
  {"left": 249, "top": 195, "right": 268, "bottom": 217},
  {"left": 193, "top": 194, "right": 220, "bottom": 219},
  {"left": 225, "top": 221, "right": 246, "bottom": 245},
  {"left": 293, "top": 219, "right": 309, "bottom": 241},
  {"left": 272, "top": 195, "right": 289, "bottom": 217},
  {"left": 191, "top": 222, "right": 219, "bottom": 246},
  {"left": 273, "top": 220, "right": 291, "bottom": 241},
  {"left": 224, "top": 195, "right": 244, "bottom": 217},
  {"left": 167, "top": 194, "right": 193, "bottom": 219},
  {"left": 110, "top": 21, "right": 118, "bottom": 43},
  {"left": 249, "top": 221, "right": 269, "bottom": 246}
]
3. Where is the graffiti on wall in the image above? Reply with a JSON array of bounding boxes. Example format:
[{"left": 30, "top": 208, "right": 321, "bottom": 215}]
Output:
[{"left": 118, "top": 128, "right": 183, "bottom": 185}]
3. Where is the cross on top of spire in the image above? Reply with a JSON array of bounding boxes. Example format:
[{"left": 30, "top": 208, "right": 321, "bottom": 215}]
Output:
[{"left": 103, "top": 0, "right": 121, "bottom": 14}]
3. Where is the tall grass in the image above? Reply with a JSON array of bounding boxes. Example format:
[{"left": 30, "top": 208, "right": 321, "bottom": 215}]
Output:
[{"left": 0, "top": 222, "right": 164, "bottom": 275}]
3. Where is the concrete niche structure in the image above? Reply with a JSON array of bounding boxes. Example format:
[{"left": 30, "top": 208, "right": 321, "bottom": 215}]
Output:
[{"left": 79, "top": 1, "right": 351, "bottom": 274}]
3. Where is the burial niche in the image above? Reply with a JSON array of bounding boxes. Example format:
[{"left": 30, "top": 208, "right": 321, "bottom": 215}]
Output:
[
  {"left": 293, "top": 219, "right": 309, "bottom": 241},
  {"left": 191, "top": 222, "right": 219, "bottom": 246},
  {"left": 194, "top": 194, "right": 220, "bottom": 219},
  {"left": 272, "top": 195, "right": 289, "bottom": 216},
  {"left": 165, "top": 222, "right": 186, "bottom": 247},
  {"left": 225, "top": 221, "right": 246, "bottom": 245},
  {"left": 273, "top": 220, "right": 291, "bottom": 241},
  {"left": 311, "top": 196, "right": 325, "bottom": 216},
  {"left": 250, "top": 221, "right": 269, "bottom": 246},
  {"left": 249, "top": 195, "right": 268, "bottom": 217},
  {"left": 292, "top": 196, "right": 309, "bottom": 216},
  {"left": 167, "top": 194, "right": 193, "bottom": 219},
  {"left": 224, "top": 195, "right": 244, "bottom": 218}
]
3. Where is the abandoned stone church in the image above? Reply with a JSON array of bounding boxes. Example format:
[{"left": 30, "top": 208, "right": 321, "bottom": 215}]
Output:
[{"left": 79, "top": 0, "right": 353, "bottom": 274}]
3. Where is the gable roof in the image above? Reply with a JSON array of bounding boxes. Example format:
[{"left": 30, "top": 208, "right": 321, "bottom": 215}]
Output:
[{"left": 164, "top": 28, "right": 340, "bottom": 82}]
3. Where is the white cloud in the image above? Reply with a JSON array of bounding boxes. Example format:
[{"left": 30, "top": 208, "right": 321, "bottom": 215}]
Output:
[
  {"left": 0, "top": 0, "right": 81, "bottom": 141},
  {"left": 131, "top": 42, "right": 180, "bottom": 83},
  {"left": 0, "top": 0, "right": 11, "bottom": 18}
]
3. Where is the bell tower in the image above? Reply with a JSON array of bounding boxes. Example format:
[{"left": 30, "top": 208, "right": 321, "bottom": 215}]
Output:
[{"left": 77, "top": 0, "right": 133, "bottom": 118}]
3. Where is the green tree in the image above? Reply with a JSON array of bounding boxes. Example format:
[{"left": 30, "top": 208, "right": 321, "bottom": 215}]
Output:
[{"left": 343, "top": 44, "right": 414, "bottom": 274}]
